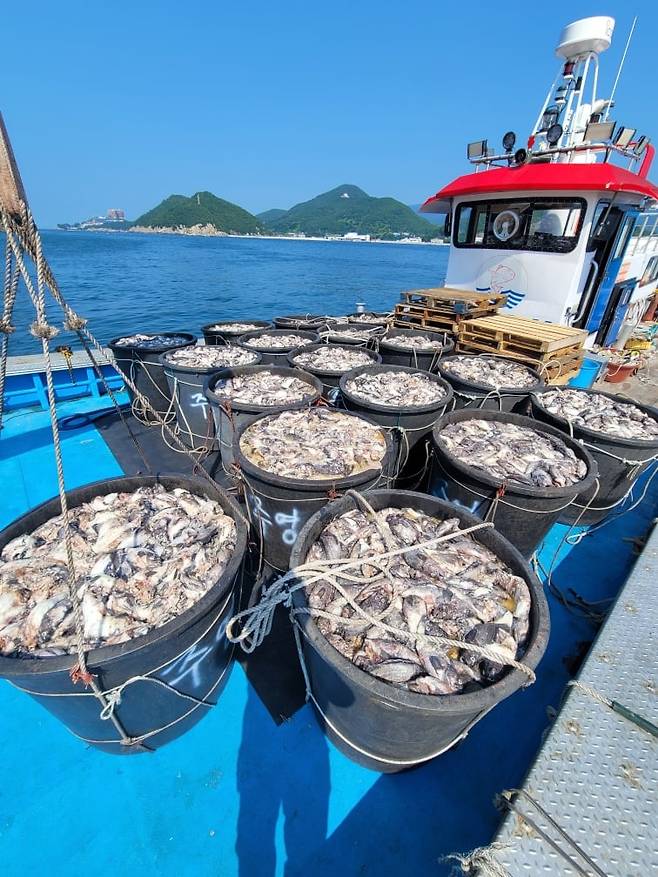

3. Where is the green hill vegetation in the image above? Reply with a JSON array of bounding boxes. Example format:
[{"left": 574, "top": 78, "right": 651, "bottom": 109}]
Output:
[
  {"left": 257, "top": 208, "right": 287, "bottom": 225},
  {"left": 262, "top": 185, "right": 440, "bottom": 240},
  {"left": 134, "top": 191, "right": 264, "bottom": 234}
]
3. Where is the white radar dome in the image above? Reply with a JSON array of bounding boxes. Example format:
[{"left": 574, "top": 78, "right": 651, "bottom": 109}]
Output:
[{"left": 556, "top": 16, "right": 615, "bottom": 59}]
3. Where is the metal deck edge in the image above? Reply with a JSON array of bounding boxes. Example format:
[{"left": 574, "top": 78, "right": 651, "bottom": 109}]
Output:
[{"left": 493, "top": 524, "right": 658, "bottom": 876}]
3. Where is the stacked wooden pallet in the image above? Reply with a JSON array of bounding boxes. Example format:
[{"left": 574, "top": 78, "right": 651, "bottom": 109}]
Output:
[
  {"left": 393, "top": 286, "right": 506, "bottom": 333},
  {"left": 457, "top": 314, "right": 588, "bottom": 384}
]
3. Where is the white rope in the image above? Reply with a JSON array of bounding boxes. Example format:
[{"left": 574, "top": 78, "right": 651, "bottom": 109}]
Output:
[
  {"left": 432, "top": 455, "right": 579, "bottom": 516},
  {"left": 290, "top": 617, "right": 496, "bottom": 767},
  {"left": 227, "top": 508, "right": 536, "bottom": 681},
  {"left": 443, "top": 842, "right": 512, "bottom": 876},
  {"left": 567, "top": 679, "right": 612, "bottom": 708}
]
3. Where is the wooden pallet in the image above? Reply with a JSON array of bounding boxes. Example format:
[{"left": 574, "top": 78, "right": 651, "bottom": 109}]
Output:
[
  {"left": 457, "top": 331, "right": 584, "bottom": 362},
  {"left": 393, "top": 306, "right": 458, "bottom": 333},
  {"left": 401, "top": 286, "right": 507, "bottom": 316},
  {"left": 458, "top": 314, "right": 587, "bottom": 354}
]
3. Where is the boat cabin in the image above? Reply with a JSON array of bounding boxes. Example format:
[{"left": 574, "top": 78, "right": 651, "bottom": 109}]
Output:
[{"left": 421, "top": 15, "right": 658, "bottom": 347}]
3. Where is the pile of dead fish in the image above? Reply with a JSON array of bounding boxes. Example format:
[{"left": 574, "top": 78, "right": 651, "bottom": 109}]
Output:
[
  {"left": 325, "top": 325, "right": 380, "bottom": 341},
  {"left": 304, "top": 506, "right": 531, "bottom": 694},
  {"left": 207, "top": 321, "right": 264, "bottom": 333},
  {"left": 435, "top": 419, "right": 587, "bottom": 487},
  {"left": 0, "top": 486, "right": 237, "bottom": 657},
  {"left": 384, "top": 333, "right": 447, "bottom": 350},
  {"left": 441, "top": 355, "right": 537, "bottom": 389},
  {"left": 212, "top": 370, "right": 316, "bottom": 406},
  {"left": 539, "top": 389, "right": 658, "bottom": 440},
  {"left": 164, "top": 346, "right": 259, "bottom": 369},
  {"left": 240, "top": 408, "right": 387, "bottom": 479},
  {"left": 291, "top": 346, "right": 374, "bottom": 372},
  {"left": 349, "top": 313, "right": 388, "bottom": 325},
  {"left": 214, "top": 371, "right": 317, "bottom": 408},
  {"left": 113, "top": 333, "right": 190, "bottom": 348},
  {"left": 243, "top": 333, "right": 311, "bottom": 350},
  {"left": 278, "top": 316, "right": 325, "bottom": 328},
  {"left": 344, "top": 370, "right": 446, "bottom": 407}
]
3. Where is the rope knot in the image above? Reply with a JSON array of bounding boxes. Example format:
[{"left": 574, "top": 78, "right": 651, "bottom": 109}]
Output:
[
  {"left": 64, "top": 314, "right": 87, "bottom": 331},
  {"left": 30, "top": 320, "right": 59, "bottom": 340},
  {"left": 495, "top": 481, "right": 507, "bottom": 500},
  {"left": 100, "top": 689, "right": 123, "bottom": 720},
  {"left": 0, "top": 318, "right": 15, "bottom": 335}
]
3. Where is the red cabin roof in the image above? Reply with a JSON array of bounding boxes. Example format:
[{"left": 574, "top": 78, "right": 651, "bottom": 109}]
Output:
[{"left": 421, "top": 161, "right": 658, "bottom": 213}]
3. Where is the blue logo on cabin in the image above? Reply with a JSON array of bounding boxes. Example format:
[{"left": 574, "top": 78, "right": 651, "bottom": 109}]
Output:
[{"left": 476, "top": 285, "right": 525, "bottom": 309}]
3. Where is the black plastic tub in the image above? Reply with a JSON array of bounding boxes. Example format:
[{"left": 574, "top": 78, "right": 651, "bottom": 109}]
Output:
[
  {"left": 437, "top": 354, "right": 544, "bottom": 414},
  {"left": 204, "top": 365, "right": 323, "bottom": 475},
  {"left": 235, "top": 410, "right": 393, "bottom": 571},
  {"left": 321, "top": 321, "right": 386, "bottom": 348},
  {"left": 286, "top": 343, "right": 382, "bottom": 394},
  {"left": 201, "top": 320, "right": 272, "bottom": 346},
  {"left": 288, "top": 489, "right": 549, "bottom": 772},
  {"left": 378, "top": 327, "right": 454, "bottom": 371},
  {"left": 530, "top": 388, "right": 658, "bottom": 526},
  {"left": 0, "top": 474, "right": 248, "bottom": 754},
  {"left": 161, "top": 350, "right": 262, "bottom": 451},
  {"left": 236, "top": 329, "right": 319, "bottom": 366},
  {"left": 428, "top": 409, "right": 597, "bottom": 557},
  {"left": 274, "top": 315, "right": 330, "bottom": 332},
  {"left": 108, "top": 331, "right": 196, "bottom": 419},
  {"left": 339, "top": 364, "right": 453, "bottom": 472}
]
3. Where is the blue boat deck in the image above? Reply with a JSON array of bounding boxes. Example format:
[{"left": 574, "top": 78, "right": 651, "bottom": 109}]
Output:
[{"left": 1, "top": 392, "right": 657, "bottom": 877}]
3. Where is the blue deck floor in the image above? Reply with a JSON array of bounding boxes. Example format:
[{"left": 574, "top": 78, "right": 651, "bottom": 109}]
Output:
[{"left": 1, "top": 399, "right": 657, "bottom": 877}]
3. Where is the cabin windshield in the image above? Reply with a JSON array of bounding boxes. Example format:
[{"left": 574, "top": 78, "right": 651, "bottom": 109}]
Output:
[{"left": 454, "top": 197, "right": 585, "bottom": 253}]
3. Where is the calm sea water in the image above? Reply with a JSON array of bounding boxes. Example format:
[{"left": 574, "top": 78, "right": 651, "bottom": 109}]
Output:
[{"left": 10, "top": 230, "right": 448, "bottom": 355}]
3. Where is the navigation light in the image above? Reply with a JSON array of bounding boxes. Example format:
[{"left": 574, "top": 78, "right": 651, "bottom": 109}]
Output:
[{"left": 502, "top": 131, "right": 516, "bottom": 152}]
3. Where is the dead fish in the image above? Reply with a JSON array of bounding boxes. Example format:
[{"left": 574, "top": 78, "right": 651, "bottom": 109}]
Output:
[
  {"left": 242, "top": 333, "right": 312, "bottom": 350},
  {"left": 207, "top": 322, "right": 264, "bottom": 333},
  {"left": 305, "top": 505, "right": 532, "bottom": 696},
  {"left": 441, "top": 355, "right": 537, "bottom": 389},
  {"left": 292, "top": 345, "right": 373, "bottom": 372},
  {"left": 344, "top": 370, "right": 447, "bottom": 407},
  {"left": 0, "top": 485, "right": 237, "bottom": 658},
  {"left": 113, "top": 333, "right": 189, "bottom": 349},
  {"left": 212, "top": 370, "right": 315, "bottom": 406},
  {"left": 164, "top": 346, "right": 258, "bottom": 368},
  {"left": 384, "top": 332, "right": 448, "bottom": 351},
  {"left": 436, "top": 419, "right": 586, "bottom": 487},
  {"left": 540, "top": 389, "right": 658, "bottom": 440},
  {"left": 239, "top": 408, "right": 387, "bottom": 480}
]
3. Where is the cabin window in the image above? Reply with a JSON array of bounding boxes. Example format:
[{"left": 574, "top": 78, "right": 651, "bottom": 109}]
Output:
[
  {"left": 640, "top": 255, "right": 658, "bottom": 287},
  {"left": 453, "top": 197, "right": 585, "bottom": 253},
  {"left": 588, "top": 200, "right": 612, "bottom": 251}
]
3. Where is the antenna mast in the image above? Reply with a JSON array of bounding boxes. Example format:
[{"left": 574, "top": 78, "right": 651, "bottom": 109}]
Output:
[{"left": 603, "top": 16, "right": 637, "bottom": 122}]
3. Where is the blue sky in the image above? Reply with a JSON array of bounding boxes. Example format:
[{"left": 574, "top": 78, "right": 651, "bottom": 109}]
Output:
[{"left": 3, "top": 1, "right": 656, "bottom": 226}]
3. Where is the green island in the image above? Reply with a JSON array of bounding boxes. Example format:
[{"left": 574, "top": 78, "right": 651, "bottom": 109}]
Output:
[{"left": 58, "top": 184, "right": 442, "bottom": 241}]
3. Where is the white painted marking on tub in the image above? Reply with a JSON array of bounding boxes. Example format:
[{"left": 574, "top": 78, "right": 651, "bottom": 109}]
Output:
[
  {"left": 275, "top": 507, "right": 301, "bottom": 546},
  {"left": 160, "top": 615, "right": 229, "bottom": 690},
  {"left": 251, "top": 493, "right": 273, "bottom": 537},
  {"left": 190, "top": 392, "right": 209, "bottom": 419}
]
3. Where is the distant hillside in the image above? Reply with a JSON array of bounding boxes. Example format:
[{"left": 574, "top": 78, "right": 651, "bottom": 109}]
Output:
[
  {"left": 257, "top": 208, "right": 287, "bottom": 225},
  {"left": 135, "top": 191, "right": 264, "bottom": 234},
  {"left": 262, "top": 185, "right": 440, "bottom": 240},
  {"left": 409, "top": 203, "right": 446, "bottom": 227}
]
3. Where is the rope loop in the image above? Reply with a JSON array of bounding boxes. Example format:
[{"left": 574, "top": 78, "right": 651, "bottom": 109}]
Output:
[
  {"left": 100, "top": 689, "right": 123, "bottom": 720},
  {"left": 0, "top": 317, "right": 15, "bottom": 335}
]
